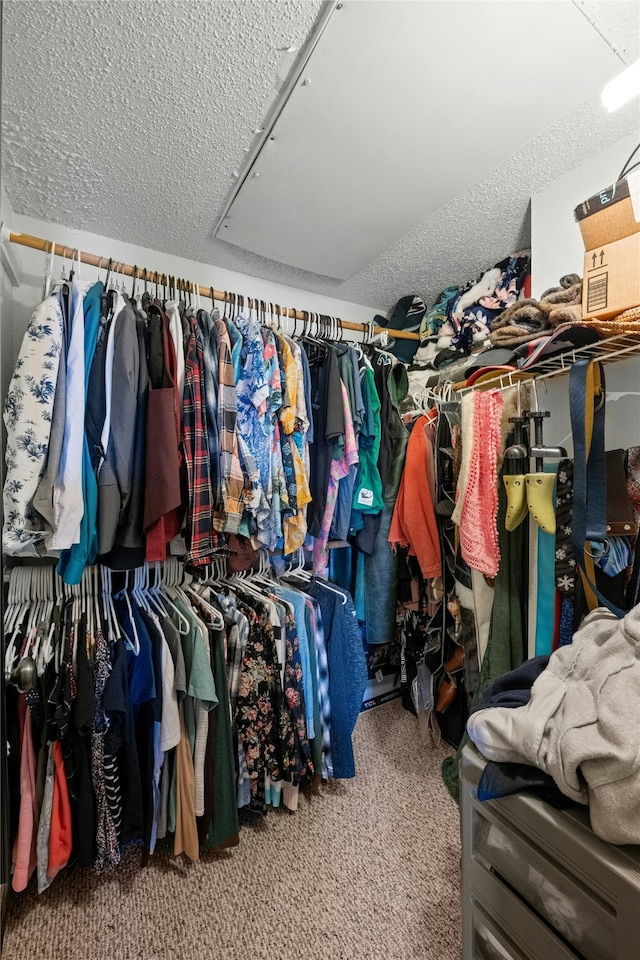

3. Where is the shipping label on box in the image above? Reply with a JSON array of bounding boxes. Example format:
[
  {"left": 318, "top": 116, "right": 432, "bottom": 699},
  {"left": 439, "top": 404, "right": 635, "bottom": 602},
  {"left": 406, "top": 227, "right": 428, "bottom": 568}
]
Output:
[
  {"left": 583, "top": 232, "right": 640, "bottom": 320},
  {"left": 575, "top": 169, "right": 640, "bottom": 251}
]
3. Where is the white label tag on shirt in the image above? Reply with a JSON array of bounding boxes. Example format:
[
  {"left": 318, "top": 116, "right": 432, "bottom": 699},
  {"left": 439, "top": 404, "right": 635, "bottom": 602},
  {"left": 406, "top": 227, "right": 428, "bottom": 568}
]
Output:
[{"left": 357, "top": 488, "right": 374, "bottom": 506}]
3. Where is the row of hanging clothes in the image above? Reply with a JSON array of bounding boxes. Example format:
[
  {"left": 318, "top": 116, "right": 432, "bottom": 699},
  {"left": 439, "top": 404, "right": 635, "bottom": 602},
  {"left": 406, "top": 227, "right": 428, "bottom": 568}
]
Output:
[
  {"left": 4, "top": 555, "right": 367, "bottom": 892},
  {"left": 2, "top": 250, "right": 402, "bottom": 593},
  {"left": 380, "top": 383, "right": 469, "bottom": 748}
]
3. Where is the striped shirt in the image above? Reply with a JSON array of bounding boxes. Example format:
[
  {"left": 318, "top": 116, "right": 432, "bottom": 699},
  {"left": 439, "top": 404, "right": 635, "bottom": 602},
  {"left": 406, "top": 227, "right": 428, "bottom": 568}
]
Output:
[{"left": 214, "top": 318, "right": 245, "bottom": 534}]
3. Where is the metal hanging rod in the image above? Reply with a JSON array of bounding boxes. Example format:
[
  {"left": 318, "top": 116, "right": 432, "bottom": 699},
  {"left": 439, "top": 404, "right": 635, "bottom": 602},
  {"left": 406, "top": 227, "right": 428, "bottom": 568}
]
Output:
[{"left": 5, "top": 229, "right": 420, "bottom": 342}]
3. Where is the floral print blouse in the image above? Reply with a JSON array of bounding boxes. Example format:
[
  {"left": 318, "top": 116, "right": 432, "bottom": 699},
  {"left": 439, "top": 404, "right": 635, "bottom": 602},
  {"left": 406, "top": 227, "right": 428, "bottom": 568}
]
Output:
[{"left": 3, "top": 296, "right": 64, "bottom": 556}]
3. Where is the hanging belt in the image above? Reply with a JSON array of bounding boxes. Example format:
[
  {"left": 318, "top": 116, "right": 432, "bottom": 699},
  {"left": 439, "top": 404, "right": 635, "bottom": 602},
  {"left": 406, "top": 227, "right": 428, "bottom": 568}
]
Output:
[{"left": 569, "top": 358, "right": 624, "bottom": 617}]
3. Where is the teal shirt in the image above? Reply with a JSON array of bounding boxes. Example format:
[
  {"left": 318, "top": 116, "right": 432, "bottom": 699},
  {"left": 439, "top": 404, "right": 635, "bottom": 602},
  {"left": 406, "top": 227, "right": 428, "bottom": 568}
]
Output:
[
  {"left": 57, "top": 281, "right": 103, "bottom": 584},
  {"left": 351, "top": 364, "right": 384, "bottom": 516}
]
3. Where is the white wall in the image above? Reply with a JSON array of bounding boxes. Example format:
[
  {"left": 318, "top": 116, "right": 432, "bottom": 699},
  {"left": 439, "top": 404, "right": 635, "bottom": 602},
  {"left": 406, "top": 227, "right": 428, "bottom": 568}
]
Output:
[
  {"left": 531, "top": 133, "right": 638, "bottom": 298},
  {"left": 5, "top": 212, "right": 384, "bottom": 378},
  {"left": 530, "top": 132, "right": 640, "bottom": 454}
]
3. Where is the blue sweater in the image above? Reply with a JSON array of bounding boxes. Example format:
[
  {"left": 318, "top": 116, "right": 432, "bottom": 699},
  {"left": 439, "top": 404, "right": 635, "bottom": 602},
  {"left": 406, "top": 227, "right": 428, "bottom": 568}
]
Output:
[{"left": 307, "top": 580, "right": 367, "bottom": 779}]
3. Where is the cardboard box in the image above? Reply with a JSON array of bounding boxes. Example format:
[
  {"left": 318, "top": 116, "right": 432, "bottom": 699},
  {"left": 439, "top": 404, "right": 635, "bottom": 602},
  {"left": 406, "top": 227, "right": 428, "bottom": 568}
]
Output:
[
  {"left": 582, "top": 232, "right": 640, "bottom": 320},
  {"left": 575, "top": 169, "right": 640, "bottom": 250}
]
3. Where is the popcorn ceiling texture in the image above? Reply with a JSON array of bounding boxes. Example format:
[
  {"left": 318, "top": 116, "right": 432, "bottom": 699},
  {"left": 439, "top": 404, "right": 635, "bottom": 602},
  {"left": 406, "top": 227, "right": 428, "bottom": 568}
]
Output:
[{"left": 2, "top": 0, "right": 639, "bottom": 314}]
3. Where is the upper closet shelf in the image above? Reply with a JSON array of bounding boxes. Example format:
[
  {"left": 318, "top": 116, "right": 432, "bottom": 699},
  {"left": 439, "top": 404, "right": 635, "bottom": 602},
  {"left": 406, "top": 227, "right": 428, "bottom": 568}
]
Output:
[{"left": 458, "top": 332, "right": 640, "bottom": 394}]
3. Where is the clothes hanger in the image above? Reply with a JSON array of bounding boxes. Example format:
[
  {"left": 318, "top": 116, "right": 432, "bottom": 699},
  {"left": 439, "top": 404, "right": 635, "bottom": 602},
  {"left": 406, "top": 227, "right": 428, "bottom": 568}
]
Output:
[
  {"left": 184, "top": 583, "right": 225, "bottom": 630},
  {"left": 59, "top": 245, "right": 69, "bottom": 282},
  {"left": 115, "top": 570, "right": 140, "bottom": 654},
  {"left": 202, "top": 556, "right": 229, "bottom": 591},
  {"left": 282, "top": 547, "right": 311, "bottom": 584},
  {"left": 159, "top": 560, "right": 191, "bottom": 635},
  {"left": 42, "top": 239, "right": 56, "bottom": 298},
  {"left": 131, "top": 565, "right": 149, "bottom": 615},
  {"left": 37, "top": 613, "right": 57, "bottom": 677},
  {"left": 67, "top": 248, "right": 76, "bottom": 284},
  {"left": 312, "top": 576, "right": 348, "bottom": 604},
  {"left": 4, "top": 568, "right": 29, "bottom": 634},
  {"left": 100, "top": 565, "right": 118, "bottom": 643},
  {"left": 79, "top": 566, "right": 92, "bottom": 647},
  {"left": 91, "top": 564, "right": 102, "bottom": 638},
  {"left": 145, "top": 562, "right": 170, "bottom": 619},
  {"left": 30, "top": 569, "right": 53, "bottom": 672},
  {"left": 4, "top": 569, "right": 29, "bottom": 659}
]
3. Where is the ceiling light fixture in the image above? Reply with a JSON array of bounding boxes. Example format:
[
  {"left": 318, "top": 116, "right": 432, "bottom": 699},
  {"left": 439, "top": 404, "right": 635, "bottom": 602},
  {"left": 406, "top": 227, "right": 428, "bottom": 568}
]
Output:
[{"left": 601, "top": 58, "right": 640, "bottom": 112}]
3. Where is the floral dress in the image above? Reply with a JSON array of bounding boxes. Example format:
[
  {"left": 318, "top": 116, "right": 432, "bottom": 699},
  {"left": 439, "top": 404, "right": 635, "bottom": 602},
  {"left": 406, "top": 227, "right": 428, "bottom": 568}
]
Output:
[
  {"left": 235, "top": 597, "right": 298, "bottom": 811},
  {"left": 268, "top": 597, "right": 313, "bottom": 785}
]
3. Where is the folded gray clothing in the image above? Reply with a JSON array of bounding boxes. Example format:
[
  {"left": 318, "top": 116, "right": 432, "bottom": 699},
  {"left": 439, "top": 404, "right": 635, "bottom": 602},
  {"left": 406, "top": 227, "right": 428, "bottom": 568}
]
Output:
[{"left": 467, "top": 605, "right": 640, "bottom": 845}]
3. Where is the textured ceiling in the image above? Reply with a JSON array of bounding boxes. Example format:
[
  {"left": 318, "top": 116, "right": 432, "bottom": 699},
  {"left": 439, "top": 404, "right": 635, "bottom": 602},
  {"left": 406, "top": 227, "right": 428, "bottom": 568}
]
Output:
[{"left": 2, "top": 0, "right": 640, "bottom": 313}]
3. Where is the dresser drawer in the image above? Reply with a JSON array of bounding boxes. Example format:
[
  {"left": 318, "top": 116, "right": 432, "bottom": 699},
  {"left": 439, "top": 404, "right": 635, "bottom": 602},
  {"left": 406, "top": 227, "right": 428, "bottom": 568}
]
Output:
[
  {"left": 470, "top": 902, "right": 527, "bottom": 960},
  {"left": 461, "top": 746, "right": 640, "bottom": 960},
  {"left": 471, "top": 805, "right": 616, "bottom": 960},
  {"left": 467, "top": 862, "right": 582, "bottom": 960}
]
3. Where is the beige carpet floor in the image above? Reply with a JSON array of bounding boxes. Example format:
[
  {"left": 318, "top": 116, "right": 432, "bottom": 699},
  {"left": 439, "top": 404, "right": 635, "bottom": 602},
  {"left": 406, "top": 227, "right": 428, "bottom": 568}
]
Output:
[{"left": 2, "top": 699, "right": 461, "bottom": 960}]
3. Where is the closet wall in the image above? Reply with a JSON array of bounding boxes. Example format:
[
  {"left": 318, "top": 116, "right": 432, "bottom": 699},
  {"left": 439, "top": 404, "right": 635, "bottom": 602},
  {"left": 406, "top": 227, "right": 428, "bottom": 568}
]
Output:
[
  {"left": 523, "top": 134, "right": 640, "bottom": 658},
  {"left": 3, "top": 211, "right": 382, "bottom": 388},
  {"left": 531, "top": 132, "right": 638, "bottom": 298},
  {"left": 529, "top": 132, "right": 640, "bottom": 457}
]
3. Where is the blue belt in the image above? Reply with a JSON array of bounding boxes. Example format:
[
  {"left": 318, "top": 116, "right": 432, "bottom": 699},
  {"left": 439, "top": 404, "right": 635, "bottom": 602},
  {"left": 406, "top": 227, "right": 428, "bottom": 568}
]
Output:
[{"left": 569, "top": 358, "right": 624, "bottom": 618}]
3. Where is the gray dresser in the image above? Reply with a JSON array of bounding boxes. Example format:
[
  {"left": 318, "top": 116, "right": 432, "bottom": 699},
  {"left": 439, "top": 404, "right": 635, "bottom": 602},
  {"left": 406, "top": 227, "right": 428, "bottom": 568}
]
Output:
[{"left": 460, "top": 744, "right": 640, "bottom": 959}]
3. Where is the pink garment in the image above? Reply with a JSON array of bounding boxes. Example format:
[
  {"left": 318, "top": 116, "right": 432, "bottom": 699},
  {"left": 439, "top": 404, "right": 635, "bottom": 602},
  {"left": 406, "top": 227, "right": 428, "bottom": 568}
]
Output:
[
  {"left": 313, "top": 381, "right": 359, "bottom": 574},
  {"left": 12, "top": 696, "right": 38, "bottom": 892},
  {"left": 459, "top": 389, "right": 503, "bottom": 577}
]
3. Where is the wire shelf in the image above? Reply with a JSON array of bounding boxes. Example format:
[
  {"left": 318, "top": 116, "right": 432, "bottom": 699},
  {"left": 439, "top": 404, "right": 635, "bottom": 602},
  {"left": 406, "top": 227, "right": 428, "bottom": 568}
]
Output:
[{"left": 458, "top": 332, "right": 640, "bottom": 394}]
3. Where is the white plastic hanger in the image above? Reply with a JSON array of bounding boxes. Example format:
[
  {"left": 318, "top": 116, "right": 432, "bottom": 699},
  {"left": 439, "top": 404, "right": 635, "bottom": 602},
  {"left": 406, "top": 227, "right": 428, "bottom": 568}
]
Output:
[
  {"left": 100, "top": 565, "right": 122, "bottom": 643},
  {"left": 185, "top": 583, "right": 224, "bottom": 631},
  {"left": 93, "top": 565, "right": 102, "bottom": 637},
  {"left": 118, "top": 570, "right": 140, "bottom": 655},
  {"left": 312, "top": 577, "right": 348, "bottom": 605},
  {"left": 42, "top": 239, "right": 56, "bottom": 299},
  {"left": 159, "top": 559, "right": 191, "bottom": 635},
  {"left": 145, "top": 561, "right": 170, "bottom": 619},
  {"left": 133, "top": 565, "right": 151, "bottom": 614}
]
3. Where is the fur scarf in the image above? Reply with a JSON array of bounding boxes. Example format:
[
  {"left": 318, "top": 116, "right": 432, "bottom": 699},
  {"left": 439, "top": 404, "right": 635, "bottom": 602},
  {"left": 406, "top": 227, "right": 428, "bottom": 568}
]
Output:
[{"left": 489, "top": 275, "right": 582, "bottom": 347}]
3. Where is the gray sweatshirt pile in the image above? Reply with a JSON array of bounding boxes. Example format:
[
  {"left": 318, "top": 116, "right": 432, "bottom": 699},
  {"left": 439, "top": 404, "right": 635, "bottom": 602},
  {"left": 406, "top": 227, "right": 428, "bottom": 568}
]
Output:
[{"left": 467, "top": 605, "right": 640, "bottom": 844}]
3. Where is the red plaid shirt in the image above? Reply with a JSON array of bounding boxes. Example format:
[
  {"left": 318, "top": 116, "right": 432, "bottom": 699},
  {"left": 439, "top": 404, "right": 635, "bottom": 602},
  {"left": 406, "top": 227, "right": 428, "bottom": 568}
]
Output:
[{"left": 182, "top": 321, "right": 220, "bottom": 564}]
